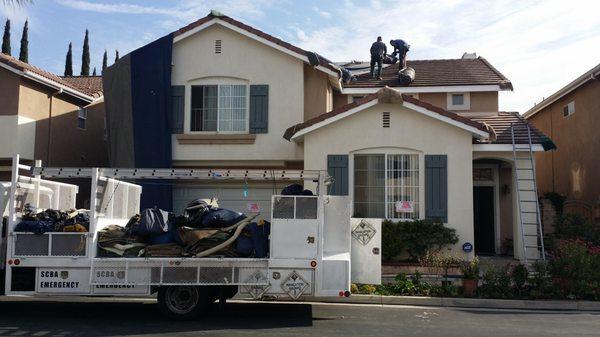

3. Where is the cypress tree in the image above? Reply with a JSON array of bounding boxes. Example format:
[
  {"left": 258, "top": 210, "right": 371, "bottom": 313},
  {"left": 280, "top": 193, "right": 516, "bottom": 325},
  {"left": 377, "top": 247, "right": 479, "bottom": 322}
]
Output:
[
  {"left": 64, "top": 42, "right": 73, "bottom": 77},
  {"left": 80, "top": 29, "right": 90, "bottom": 76},
  {"left": 2, "top": 19, "right": 10, "bottom": 55},
  {"left": 18, "top": 19, "right": 28, "bottom": 62},
  {"left": 102, "top": 50, "right": 107, "bottom": 71},
  {"left": 114, "top": 49, "right": 119, "bottom": 62},
  {"left": 92, "top": 67, "right": 96, "bottom": 76}
]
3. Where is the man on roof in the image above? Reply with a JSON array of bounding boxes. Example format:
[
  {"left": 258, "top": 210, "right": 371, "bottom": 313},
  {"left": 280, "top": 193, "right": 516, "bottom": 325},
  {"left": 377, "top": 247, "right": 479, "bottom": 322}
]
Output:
[
  {"left": 369, "top": 36, "right": 387, "bottom": 80},
  {"left": 390, "top": 39, "right": 410, "bottom": 69}
]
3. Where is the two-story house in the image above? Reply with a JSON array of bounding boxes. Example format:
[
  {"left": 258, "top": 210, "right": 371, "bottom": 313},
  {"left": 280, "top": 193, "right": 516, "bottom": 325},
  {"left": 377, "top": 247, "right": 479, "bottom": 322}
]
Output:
[
  {"left": 523, "top": 63, "right": 600, "bottom": 220},
  {"left": 103, "top": 11, "right": 553, "bottom": 262},
  {"left": 0, "top": 53, "right": 107, "bottom": 206}
]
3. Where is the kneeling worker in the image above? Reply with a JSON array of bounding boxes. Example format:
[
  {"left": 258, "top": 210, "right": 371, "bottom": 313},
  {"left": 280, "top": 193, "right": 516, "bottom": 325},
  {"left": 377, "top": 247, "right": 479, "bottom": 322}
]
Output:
[{"left": 390, "top": 39, "right": 410, "bottom": 69}]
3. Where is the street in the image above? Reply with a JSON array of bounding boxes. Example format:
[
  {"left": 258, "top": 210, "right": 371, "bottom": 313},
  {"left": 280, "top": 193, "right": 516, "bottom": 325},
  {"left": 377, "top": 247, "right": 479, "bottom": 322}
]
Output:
[{"left": 0, "top": 298, "right": 598, "bottom": 336}]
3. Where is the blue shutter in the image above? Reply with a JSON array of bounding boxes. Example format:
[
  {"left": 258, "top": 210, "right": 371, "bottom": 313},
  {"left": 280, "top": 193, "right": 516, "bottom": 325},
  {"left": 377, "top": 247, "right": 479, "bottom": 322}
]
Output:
[
  {"left": 425, "top": 155, "right": 448, "bottom": 222},
  {"left": 249, "top": 85, "right": 268, "bottom": 134},
  {"left": 171, "top": 85, "right": 185, "bottom": 134},
  {"left": 327, "top": 154, "right": 348, "bottom": 196}
]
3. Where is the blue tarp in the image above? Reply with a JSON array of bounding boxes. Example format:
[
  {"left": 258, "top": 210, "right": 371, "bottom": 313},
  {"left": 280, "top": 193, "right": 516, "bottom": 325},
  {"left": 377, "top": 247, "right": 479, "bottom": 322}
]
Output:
[{"left": 131, "top": 34, "right": 174, "bottom": 210}]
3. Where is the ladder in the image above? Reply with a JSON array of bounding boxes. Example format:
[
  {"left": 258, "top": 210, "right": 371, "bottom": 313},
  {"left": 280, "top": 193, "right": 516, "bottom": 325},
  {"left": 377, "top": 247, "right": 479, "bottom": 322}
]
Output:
[{"left": 511, "top": 123, "right": 546, "bottom": 264}]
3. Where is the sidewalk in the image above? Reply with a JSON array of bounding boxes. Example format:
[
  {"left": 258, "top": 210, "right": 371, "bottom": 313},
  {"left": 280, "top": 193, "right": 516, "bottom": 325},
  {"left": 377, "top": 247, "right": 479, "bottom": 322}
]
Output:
[{"left": 304, "top": 294, "right": 600, "bottom": 312}]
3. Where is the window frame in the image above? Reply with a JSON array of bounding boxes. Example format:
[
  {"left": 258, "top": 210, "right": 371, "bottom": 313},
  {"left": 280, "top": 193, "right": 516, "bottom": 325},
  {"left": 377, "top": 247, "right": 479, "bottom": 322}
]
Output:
[
  {"left": 350, "top": 148, "right": 424, "bottom": 221},
  {"left": 77, "top": 107, "right": 87, "bottom": 130},
  {"left": 446, "top": 92, "right": 470, "bottom": 110},
  {"left": 185, "top": 78, "right": 250, "bottom": 134},
  {"left": 563, "top": 101, "right": 575, "bottom": 117}
]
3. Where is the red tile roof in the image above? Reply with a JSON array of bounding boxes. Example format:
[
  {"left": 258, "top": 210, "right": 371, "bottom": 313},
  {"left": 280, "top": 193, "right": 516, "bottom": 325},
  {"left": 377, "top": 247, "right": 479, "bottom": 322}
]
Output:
[
  {"left": 471, "top": 112, "right": 547, "bottom": 145},
  {"left": 60, "top": 76, "right": 103, "bottom": 98},
  {"left": 0, "top": 52, "right": 99, "bottom": 100},
  {"left": 283, "top": 90, "right": 488, "bottom": 141},
  {"left": 173, "top": 12, "right": 340, "bottom": 75},
  {"left": 345, "top": 57, "right": 512, "bottom": 89}
]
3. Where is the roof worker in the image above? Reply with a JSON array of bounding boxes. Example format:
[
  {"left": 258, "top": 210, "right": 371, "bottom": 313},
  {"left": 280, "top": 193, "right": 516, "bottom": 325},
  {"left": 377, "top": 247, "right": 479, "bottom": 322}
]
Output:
[
  {"left": 390, "top": 39, "right": 410, "bottom": 69},
  {"left": 370, "top": 36, "right": 387, "bottom": 80}
]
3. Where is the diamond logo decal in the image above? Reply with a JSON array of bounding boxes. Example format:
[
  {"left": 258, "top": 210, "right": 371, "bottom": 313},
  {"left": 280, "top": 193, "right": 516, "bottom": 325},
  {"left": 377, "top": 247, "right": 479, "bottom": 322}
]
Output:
[
  {"left": 352, "top": 219, "right": 376, "bottom": 245},
  {"left": 244, "top": 270, "right": 270, "bottom": 299},
  {"left": 281, "top": 271, "right": 309, "bottom": 300}
]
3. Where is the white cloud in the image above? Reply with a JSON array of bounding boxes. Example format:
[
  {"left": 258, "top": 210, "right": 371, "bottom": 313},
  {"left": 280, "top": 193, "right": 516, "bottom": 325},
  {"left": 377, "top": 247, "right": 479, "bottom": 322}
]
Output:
[
  {"left": 288, "top": 0, "right": 600, "bottom": 112},
  {"left": 313, "top": 7, "right": 331, "bottom": 19}
]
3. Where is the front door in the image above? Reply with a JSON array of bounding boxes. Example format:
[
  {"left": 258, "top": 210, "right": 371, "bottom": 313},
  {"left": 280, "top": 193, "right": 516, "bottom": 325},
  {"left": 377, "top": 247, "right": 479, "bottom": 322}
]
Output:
[{"left": 473, "top": 186, "right": 495, "bottom": 255}]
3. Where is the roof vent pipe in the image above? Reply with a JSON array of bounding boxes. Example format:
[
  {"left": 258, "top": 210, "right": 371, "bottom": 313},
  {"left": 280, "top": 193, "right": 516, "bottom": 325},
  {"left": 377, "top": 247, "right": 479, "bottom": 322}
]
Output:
[{"left": 462, "top": 52, "right": 477, "bottom": 59}]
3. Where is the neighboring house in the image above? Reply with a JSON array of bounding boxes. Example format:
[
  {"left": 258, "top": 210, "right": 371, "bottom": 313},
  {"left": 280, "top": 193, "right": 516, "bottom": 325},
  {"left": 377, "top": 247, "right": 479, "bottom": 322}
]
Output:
[
  {"left": 103, "top": 11, "right": 552, "bottom": 262},
  {"left": 0, "top": 53, "right": 107, "bottom": 206},
  {"left": 524, "top": 63, "right": 600, "bottom": 212}
]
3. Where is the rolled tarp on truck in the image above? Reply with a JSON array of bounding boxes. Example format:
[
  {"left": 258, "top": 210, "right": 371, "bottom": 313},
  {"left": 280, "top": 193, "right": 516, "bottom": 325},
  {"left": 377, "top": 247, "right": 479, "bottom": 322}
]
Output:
[{"left": 102, "top": 34, "right": 174, "bottom": 211}]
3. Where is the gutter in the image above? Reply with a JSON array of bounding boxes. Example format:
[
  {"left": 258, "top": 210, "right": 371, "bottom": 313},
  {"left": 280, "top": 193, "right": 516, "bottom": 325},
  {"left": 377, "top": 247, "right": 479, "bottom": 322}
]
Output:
[{"left": 23, "top": 70, "right": 95, "bottom": 103}]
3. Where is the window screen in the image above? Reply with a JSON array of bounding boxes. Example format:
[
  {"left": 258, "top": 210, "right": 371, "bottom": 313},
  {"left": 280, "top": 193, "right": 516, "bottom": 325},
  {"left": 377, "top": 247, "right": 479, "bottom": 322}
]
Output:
[
  {"left": 452, "top": 94, "right": 464, "bottom": 106},
  {"left": 190, "top": 84, "right": 247, "bottom": 132}
]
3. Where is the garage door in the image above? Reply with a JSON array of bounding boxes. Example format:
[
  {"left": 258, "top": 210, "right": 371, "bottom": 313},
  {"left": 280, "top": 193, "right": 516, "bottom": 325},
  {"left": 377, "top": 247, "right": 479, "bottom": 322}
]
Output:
[{"left": 173, "top": 186, "right": 277, "bottom": 220}]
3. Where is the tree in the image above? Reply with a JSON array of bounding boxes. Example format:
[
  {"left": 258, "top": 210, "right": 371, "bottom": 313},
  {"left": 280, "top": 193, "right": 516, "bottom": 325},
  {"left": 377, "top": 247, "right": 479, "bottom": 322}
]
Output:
[
  {"left": 80, "top": 29, "right": 89, "bottom": 76},
  {"left": 2, "top": 19, "right": 10, "bottom": 55},
  {"left": 18, "top": 19, "right": 27, "bottom": 62},
  {"left": 114, "top": 49, "right": 119, "bottom": 62},
  {"left": 92, "top": 67, "right": 96, "bottom": 76},
  {"left": 102, "top": 50, "right": 107, "bottom": 71},
  {"left": 64, "top": 42, "right": 73, "bottom": 76}
]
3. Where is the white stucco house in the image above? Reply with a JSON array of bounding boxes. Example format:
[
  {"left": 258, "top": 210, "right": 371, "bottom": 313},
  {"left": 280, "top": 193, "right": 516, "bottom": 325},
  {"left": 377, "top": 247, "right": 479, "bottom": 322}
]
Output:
[{"left": 118, "top": 11, "right": 553, "bottom": 262}]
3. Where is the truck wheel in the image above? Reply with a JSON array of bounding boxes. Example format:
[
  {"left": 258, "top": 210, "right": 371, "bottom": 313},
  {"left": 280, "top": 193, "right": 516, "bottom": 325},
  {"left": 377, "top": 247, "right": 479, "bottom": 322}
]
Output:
[{"left": 157, "top": 286, "right": 208, "bottom": 320}]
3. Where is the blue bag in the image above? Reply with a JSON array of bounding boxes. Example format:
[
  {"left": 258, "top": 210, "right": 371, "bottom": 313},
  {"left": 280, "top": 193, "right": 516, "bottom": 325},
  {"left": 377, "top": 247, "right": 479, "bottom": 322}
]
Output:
[{"left": 200, "top": 208, "right": 245, "bottom": 228}]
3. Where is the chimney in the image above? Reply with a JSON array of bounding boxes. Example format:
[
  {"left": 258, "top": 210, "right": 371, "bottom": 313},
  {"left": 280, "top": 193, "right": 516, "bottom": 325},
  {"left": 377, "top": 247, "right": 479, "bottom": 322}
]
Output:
[{"left": 462, "top": 52, "right": 477, "bottom": 59}]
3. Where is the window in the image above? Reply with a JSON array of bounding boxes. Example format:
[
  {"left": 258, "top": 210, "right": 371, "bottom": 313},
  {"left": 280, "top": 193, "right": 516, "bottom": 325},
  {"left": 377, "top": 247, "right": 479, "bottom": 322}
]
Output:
[
  {"left": 77, "top": 108, "right": 87, "bottom": 130},
  {"left": 353, "top": 153, "right": 420, "bottom": 220},
  {"left": 351, "top": 95, "right": 365, "bottom": 103},
  {"left": 404, "top": 93, "right": 419, "bottom": 99},
  {"left": 563, "top": 101, "right": 575, "bottom": 117},
  {"left": 190, "top": 84, "right": 247, "bottom": 132},
  {"left": 446, "top": 92, "right": 470, "bottom": 110}
]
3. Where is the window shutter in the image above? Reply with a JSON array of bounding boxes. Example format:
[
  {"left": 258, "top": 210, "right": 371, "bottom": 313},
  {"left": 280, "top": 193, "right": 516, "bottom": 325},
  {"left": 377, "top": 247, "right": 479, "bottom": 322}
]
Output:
[
  {"left": 249, "top": 85, "right": 268, "bottom": 134},
  {"left": 425, "top": 155, "right": 448, "bottom": 222},
  {"left": 171, "top": 85, "right": 185, "bottom": 134},
  {"left": 327, "top": 154, "right": 348, "bottom": 196}
]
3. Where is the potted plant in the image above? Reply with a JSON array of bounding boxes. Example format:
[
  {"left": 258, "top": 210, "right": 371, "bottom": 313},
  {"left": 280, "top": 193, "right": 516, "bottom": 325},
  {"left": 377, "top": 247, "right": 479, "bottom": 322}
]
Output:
[{"left": 460, "top": 257, "right": 480, "bottom": 296}]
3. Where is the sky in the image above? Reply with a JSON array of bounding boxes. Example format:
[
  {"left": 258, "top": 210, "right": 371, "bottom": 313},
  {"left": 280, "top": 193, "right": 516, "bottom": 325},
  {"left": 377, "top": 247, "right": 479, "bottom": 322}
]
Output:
[{"left": 1, "top": 0, "right": 599, "bottom": 113}]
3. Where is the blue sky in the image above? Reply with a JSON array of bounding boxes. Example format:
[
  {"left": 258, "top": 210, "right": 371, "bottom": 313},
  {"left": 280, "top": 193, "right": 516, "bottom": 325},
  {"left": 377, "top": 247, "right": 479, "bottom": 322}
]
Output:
[{"left": 1, "top": 0, "right": 599, "bottom": 113}]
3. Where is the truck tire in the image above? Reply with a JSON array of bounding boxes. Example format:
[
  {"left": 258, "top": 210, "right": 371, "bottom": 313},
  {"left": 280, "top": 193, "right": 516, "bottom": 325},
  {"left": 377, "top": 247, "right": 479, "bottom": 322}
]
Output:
[{"left": 157, "top": 286, "right": 209, "bottom": 320}]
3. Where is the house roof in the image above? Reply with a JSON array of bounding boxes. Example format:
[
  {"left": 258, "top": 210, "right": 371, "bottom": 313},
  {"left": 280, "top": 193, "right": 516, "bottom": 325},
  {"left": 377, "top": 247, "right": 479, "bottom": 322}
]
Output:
[
  {"left": 0, "top": 52, "right": 97, "bottom": 102},
  {"left": 283, "top": 87, "right": 490, "bottom": 141},
  {"left": 523, "top": 62, "right": 600, "bottom": 119},
  {"left": 172, "top": 11, "right": 340, "bottom": 76},
  {"left": 471, "top": 112, "right": 549, "bottom": 145},
  {"left": 344, "top": 57, "right": 513, "bottom": 90},
  {"left": 60, "top": 76, "right": 103, "bottom": 98}
]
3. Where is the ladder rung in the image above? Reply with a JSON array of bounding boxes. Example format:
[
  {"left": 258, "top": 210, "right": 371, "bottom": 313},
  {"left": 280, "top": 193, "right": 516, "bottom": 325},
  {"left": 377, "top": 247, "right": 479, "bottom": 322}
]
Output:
[
  {"left": 517, "top": 178, "right": 534, "bottom": 181},
  {"left": 516, "top": 168, "right": 533, "bottom": 171},
  {"left": 518, "top": 189, "right": 536, "bottom": 192},
  {"left": 522, "top": 222, "right": 539, "bottom": 225},
  {"left": 521, "top": 211, "right": 538, "bottom": 213}
]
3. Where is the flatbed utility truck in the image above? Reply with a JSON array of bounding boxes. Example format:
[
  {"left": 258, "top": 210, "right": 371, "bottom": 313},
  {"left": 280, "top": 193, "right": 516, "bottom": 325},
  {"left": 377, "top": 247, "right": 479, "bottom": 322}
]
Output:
[{"left": 0, "top": 155, "right": 381, "bottom": 318}]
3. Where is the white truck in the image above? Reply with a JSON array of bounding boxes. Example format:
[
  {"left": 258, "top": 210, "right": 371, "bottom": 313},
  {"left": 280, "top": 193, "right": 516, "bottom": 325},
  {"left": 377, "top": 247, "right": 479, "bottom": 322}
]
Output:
[{"left": 1, "top": 155, "right": 381, "bottom": 319}]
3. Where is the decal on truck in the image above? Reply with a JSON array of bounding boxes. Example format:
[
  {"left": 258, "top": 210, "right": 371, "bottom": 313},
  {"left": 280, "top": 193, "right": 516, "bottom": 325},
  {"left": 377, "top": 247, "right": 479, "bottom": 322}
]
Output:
[{"left": 37, "top": 268, "right": 90, "bottom": 293}]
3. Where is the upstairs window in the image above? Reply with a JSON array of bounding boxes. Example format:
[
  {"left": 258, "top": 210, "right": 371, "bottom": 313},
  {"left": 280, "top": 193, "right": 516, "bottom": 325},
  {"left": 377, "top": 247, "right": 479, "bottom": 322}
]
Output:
[
  {"left": 77, "top": 107, "right": 87, "bottom": 130},
  {"left": 191, "top": 84, "right": 248, "bottom": 132},
  {"left": 563, "top": 101, "right": 575, "bottom": 117},
  {"left": 447, "top": 92, "right": 470, "bottom": 110}
]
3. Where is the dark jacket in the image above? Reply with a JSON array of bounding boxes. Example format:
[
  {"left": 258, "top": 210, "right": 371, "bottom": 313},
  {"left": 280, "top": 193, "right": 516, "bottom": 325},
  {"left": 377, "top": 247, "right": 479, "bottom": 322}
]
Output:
[
  {"left": 391, "top": 39, "right": 410, "bottom": 52},
  {"left": 370, "top": 41, "right": 387, "bottom": 58}
]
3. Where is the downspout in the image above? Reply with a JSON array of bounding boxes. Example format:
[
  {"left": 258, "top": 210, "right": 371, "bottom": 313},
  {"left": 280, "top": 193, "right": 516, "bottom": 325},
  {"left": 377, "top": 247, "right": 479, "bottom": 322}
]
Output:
[{"left": 46, "top": 88, "right": 63, "bottom": 165}]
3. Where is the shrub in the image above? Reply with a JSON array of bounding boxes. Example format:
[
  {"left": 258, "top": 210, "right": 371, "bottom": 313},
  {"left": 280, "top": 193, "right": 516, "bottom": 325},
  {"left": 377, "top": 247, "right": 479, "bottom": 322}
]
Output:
[
  {"left": 548, "top": 239, "right": 600, "bottom": 299},
  {"left": 382, "top": 219, "right": 459, "bottom": 261},
  {"left": 350, "top": 283, "right": 359, "bottom": 294},
  {"left": 460, "top": 257, "right": 480, "bottom": 280},
  {"left": 511, "top": 263, "right": 528, "bottom": 295},
  {"left": 543, "top": 192, "right": 565, "bottom": 215},
  {"left": 479, "top": 264, "right": 513, "bottom": 299},
  {"left": 359, "top": 284, "right": 377, "bottom": 294},
  {"left": 553, "top": 214, "right": 600, "bottom": 246},
  {"left": 529, "top": 261, "right": 554, "bottom": 299},
  {"left": 420, "top": 251, "right": 462, "bottom": 284}
]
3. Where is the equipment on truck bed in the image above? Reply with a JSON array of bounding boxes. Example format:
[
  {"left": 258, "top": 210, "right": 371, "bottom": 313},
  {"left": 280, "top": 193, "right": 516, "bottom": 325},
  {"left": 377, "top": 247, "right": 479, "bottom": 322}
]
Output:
[{"left": 1, "top": 154, "right": 381, "bottom": 319}]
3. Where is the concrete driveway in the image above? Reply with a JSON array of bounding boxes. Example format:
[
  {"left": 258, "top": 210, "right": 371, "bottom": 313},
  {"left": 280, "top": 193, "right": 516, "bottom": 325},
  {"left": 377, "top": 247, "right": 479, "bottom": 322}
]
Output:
[{"left": 0, "top": 297, "right": 598, "bottom": 336}]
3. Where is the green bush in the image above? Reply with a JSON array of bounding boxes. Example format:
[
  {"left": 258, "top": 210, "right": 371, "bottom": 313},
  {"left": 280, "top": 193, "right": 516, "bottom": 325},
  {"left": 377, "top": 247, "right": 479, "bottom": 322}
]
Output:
[
  {"left": 382, "top": 219, "right": 459, "bottom": 261},
  {"left": 479, "top": 264, "right": 513, "bottom": 299},
  {"left": 511, "top": 263, "right": 528, "bottom": 295},
  {"left": 549, "top": 239, "right": 600, "bottom": 299},
  {"left": 459, "top": 257, "right": 480, "bottom": 280},
  {"left": 529, "top": 261, "right": 554, "bottom": 299},
  {"left": 553, "top": 214, "right": 600, "bottom": 246}
]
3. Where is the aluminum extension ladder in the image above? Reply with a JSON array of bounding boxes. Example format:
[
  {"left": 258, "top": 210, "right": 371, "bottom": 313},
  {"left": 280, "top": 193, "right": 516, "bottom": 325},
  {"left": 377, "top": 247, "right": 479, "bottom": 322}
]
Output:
[{"left": 511, "top": 123, "right": 546, "bottom": 264}]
